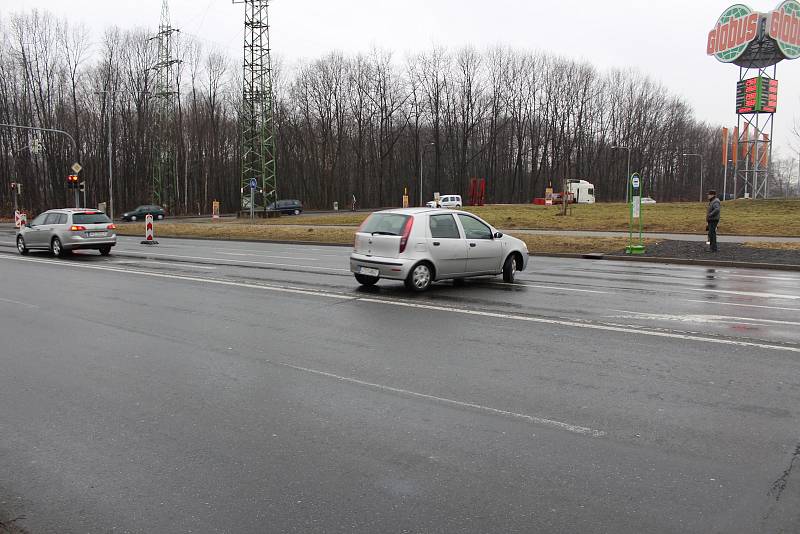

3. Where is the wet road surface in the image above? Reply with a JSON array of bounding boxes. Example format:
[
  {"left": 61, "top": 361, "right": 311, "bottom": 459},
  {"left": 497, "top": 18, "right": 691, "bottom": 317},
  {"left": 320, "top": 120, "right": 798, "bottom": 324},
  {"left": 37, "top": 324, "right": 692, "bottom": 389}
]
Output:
[{"left": 0, "top": 236, "right": 799, "bottom": 533}]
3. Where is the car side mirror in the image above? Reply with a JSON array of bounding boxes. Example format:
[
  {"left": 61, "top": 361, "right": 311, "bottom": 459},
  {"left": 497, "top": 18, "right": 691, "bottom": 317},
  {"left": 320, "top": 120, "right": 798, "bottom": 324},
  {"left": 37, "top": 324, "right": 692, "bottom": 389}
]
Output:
[{"left": 494, "top": 232, "right": 503, "bottom": 239}]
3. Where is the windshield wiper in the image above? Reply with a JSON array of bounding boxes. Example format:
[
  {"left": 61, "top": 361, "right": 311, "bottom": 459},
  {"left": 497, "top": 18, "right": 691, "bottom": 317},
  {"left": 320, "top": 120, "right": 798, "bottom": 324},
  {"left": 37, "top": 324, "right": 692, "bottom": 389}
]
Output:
[{"left": 371, "top": 231, "right": 398, "bottom": 236}]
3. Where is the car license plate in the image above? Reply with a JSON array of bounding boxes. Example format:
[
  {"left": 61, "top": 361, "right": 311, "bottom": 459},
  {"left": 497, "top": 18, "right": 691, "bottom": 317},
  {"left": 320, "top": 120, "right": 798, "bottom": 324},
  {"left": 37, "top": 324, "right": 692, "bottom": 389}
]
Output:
[
  {"left": 88, "top": 231, "right": 107, "bottom": 237},
  {"left": 359, "top": 266, "right": 380, "bottom": 277}
]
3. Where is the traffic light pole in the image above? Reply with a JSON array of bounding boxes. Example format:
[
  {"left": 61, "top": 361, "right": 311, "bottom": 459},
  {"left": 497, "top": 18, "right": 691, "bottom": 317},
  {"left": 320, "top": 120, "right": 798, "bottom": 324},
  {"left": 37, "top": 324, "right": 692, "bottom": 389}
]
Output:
[{"left": 0, "top": 123, "right": 81, "bottom": 206}]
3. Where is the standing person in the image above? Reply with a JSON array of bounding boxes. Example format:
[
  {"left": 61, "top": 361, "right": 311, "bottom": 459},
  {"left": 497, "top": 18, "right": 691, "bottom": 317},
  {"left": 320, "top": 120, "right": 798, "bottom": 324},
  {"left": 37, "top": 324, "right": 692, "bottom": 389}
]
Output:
[
  {"left": 706, "top": 189, "right": 721, "bottom": 253},
  {"left": 351, "top": 194, "right": 357, "bottom": 212}
]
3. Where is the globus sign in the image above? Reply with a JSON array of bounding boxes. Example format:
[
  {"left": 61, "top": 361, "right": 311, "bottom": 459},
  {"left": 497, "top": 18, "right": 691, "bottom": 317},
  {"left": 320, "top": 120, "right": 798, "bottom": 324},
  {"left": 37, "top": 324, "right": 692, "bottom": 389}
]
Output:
[
  {"left": 707, "top": 1, "right": 800, "bottom": 64},
  {"left": 769, "top": 0, "right": 800, "bottom": 59},
  {"left": 707, "top": 4, "right": 759, "bottom": 62}
]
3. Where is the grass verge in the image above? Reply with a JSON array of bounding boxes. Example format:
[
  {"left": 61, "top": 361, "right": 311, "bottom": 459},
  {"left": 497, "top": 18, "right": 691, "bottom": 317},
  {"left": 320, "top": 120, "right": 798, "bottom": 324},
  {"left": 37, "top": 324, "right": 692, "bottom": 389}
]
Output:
[
  {"left": 179, "top": 200, "right": 800, "bottom": 237},
  {"left": 117, "top": 223, "right": 356, "bottom": 245},
  {"left": 117, "top": 222, "right": 652, "bottom": 255},
  {"left": 743, "top": 242, "right": 800, "bottom": 251}
]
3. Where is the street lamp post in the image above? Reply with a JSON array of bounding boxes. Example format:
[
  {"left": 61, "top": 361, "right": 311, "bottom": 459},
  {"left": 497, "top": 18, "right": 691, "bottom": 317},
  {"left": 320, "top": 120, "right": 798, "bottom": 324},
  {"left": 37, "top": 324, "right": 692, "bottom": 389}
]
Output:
[
  {"left": 682, "top": 153, "right": 704, "bottom": 202},
  {"left": 420, "top": 142, "right": 435, "bottom": 207},
  {"left": 611, "top": 145, "right": 631, "bottom": 203},
  {"left": 96, "top": 90, "right": 115, "bottom": 220}
]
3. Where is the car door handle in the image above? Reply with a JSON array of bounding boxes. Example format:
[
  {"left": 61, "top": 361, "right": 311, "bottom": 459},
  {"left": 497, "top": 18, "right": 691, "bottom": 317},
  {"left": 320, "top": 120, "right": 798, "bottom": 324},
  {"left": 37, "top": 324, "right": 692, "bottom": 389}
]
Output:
[
  {"left": 470, "top": 243, "right": 477, "bottom": 247},
  {"left": 433, "top": 242, "right": 440, "bottom": 246}
]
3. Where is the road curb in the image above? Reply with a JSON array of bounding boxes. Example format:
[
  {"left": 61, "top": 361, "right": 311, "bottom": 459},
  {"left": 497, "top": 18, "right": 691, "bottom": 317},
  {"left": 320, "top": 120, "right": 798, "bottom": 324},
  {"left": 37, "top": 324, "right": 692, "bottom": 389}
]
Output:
[
  {"left": 115, "top": 234, "right": 354, "bottom": 247},
  {"left": 533, "top": 252, "right": 800, "bottom": 271}
]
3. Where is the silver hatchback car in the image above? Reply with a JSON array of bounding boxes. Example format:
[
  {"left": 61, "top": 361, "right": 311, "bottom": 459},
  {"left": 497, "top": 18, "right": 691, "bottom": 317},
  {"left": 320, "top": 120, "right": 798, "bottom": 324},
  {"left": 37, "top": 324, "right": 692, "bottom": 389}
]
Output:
[
  {"left": 16, "top": 209, "right": 117, "bottom": 257},
  {"left": 350, "top": 208, "right": 529, "bottom": 291}
]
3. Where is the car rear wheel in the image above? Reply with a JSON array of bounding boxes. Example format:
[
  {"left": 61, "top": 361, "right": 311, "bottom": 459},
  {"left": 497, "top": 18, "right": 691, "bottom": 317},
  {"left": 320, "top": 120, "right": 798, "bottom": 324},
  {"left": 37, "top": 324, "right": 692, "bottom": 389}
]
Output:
[
  {"left": 157, "top": 214, "right": 164, "bottom": 220},
  {"left": 405, "top": 263, "right": 433, "bottom": 292},
  {"left": 99, "top": 246, "right": 112, "bottom": 256},
  {"left": 502, "top": 254, "right": 518, "bottom": 283},
  {"left": 354, "top": 274, "right": 379, "bottom": 286},
  {"left": 16, "top": 236, "right": 28, "bottom": 255},
  {"left": 51, "top": 237, "right": 68, "bottom": 258},
  {"left": 131, "top": 215, "right": 137, "bottom": 221},
  {"left": 293, "top": 209, "right": 300, "bottom": 215}
]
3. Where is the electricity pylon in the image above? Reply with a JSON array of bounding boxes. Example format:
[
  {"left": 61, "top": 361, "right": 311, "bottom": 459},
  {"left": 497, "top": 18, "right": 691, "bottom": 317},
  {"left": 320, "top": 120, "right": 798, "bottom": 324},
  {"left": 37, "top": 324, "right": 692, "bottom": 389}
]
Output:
[
  {"left": 233, "top": 0, "right": 277, "bottom": 213},
  {"left": 150, "top": 0, "right": 180, "bottom": 208}
]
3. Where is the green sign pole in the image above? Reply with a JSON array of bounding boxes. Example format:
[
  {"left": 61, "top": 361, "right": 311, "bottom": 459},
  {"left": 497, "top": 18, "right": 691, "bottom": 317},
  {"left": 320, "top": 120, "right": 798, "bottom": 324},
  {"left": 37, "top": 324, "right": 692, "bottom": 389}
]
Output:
[{"left": 626, "top": 173, "right": 646, "bottom": 255}]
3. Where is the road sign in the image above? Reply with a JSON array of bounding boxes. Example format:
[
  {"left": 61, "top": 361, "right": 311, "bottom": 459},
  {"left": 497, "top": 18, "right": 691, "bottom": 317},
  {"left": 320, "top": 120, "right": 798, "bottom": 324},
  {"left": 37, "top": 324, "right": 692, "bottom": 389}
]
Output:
[
  {"left": 627, "top": 173, "right": 645, "bottom": 255},
  {"left": 14, "top": 211, "right": 26, "bottom": 228},
  {"left": 249, "top": 178, "right": 257, "bottom": 189},
  {"left": 71, "top": 162, "right": 82, "bottom": 174},
  {"left": 212, "top": 200, "right": 220, "bottom": 219}
]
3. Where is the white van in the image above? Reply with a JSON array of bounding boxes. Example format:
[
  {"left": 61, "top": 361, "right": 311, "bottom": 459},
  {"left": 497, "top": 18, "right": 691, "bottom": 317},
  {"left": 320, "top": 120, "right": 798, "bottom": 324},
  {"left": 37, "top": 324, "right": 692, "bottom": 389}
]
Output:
[
  {"left": 566, "top": 180, "right": 595, "bottom": 204},
  {"left": 426, "top": 195, "right": 463, "bottom": 208}
]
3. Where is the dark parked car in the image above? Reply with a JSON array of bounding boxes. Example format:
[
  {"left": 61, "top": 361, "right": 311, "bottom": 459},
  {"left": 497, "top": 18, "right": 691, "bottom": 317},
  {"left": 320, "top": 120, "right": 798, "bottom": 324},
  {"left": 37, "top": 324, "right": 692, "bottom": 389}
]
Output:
[
  {"left": 121, "top": 205, "right": 166, "bottom": 222},
  {"left": 267, "top": 200, "right": 303, "bottom": 215}
]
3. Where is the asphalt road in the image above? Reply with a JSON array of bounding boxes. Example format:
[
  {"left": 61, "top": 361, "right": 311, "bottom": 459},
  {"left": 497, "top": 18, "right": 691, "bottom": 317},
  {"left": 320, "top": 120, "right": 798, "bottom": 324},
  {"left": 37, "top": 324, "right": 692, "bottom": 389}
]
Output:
[{"left": 1, "top": 236, "right": 799, "bottom": 533}]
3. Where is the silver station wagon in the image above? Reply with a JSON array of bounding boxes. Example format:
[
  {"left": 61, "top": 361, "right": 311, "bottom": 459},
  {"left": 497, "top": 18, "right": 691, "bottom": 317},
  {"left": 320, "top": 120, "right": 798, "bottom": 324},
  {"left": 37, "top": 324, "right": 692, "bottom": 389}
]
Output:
[
  {"left": 350, "top": 208, "right": 529, "bottom": 291},
  {"left": 16, "top": 208, "right": 117, "bottom": 257}
]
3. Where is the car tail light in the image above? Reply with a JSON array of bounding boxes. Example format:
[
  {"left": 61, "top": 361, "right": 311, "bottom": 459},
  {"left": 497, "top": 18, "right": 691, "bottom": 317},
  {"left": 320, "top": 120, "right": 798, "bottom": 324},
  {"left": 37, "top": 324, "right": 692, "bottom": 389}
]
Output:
[
  {"left": 399, "top": 217, "right": 414, "bottom": 253},
  {"left": 70, "top": 225, "right": 86, "bottom": 231},
  {"left": 107, "top": 224, "right": 116, "bottom": 230}
]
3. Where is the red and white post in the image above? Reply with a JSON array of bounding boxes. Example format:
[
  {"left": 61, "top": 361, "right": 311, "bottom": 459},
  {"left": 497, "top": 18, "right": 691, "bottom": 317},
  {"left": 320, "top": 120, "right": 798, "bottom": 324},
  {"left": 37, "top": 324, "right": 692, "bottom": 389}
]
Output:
[
  {"left": 140, "top": 213, "right": 159, "bottom": 245},
  {"left": 14, "top": 211, "right": 27, "bottom": 228}
]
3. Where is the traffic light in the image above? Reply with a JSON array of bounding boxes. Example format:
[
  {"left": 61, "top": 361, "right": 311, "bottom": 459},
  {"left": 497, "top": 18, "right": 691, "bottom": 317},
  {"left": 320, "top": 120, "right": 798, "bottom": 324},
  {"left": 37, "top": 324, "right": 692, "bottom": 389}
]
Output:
[
  {"left": 16, "top": 183, "right": 22, "bottom": 196},
  {"left": 10, "top": 182, "right": 15, "bottom": 191},
  {"left": 67, "top": 174, "right": 79, "bottom": 188}
]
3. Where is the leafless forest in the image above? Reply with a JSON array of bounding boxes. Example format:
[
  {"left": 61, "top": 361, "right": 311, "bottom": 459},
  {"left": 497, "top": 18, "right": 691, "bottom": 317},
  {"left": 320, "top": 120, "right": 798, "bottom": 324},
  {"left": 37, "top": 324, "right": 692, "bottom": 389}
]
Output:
[{"left": 2, "top": 10, "right": 737, "bottom": 214}]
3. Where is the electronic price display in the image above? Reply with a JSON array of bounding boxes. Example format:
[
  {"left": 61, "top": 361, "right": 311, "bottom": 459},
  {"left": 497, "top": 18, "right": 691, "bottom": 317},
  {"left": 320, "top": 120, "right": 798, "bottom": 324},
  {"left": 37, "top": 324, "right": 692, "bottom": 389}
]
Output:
[
  {"left": 760, "top": 78, "right": 778, "bottom": 113},
  {"left": 736, "top": 77, "right": 778, "bottom": 114}
]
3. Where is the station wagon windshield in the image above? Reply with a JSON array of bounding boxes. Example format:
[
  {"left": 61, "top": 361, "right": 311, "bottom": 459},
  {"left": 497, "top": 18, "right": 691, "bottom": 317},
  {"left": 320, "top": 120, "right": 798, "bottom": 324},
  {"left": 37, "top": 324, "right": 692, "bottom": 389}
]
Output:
[{"left": 73, "top": 213, "right": 112, "bottom": 224}]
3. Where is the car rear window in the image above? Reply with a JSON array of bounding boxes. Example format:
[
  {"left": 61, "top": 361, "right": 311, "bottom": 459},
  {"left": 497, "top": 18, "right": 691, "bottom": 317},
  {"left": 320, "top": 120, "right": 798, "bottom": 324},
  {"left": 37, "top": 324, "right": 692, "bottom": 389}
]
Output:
[
  {"left": 73, "top": 212, "right": 111, "bottom": 224},
  {"left": 360, "top": 213, "right": 411, "bottom": 236}
]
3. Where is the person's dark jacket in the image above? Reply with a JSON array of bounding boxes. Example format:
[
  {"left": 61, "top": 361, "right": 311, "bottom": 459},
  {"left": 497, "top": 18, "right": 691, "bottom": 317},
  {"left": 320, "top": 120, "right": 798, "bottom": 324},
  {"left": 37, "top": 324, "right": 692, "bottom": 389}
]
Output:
[{"left": 707, "top": 197, "right": 721, "bottom": 222}]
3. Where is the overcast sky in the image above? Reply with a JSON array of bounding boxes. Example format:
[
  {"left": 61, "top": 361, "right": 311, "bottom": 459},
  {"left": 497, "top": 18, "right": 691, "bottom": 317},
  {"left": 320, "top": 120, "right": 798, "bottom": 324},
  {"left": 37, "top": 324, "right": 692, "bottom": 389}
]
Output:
[{"left": 3, "top": 0, "right": 800, "bottom": 157}]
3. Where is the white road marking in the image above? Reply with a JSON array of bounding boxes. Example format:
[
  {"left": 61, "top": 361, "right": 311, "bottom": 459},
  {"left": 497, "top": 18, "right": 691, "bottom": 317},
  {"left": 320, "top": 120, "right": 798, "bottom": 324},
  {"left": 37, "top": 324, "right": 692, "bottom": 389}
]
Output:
[
  {"left": 3, "top": 255, "right": 799, "bottom": 354},
  {"left": 684, "top": 300, "right": 800, "bottom": 312},
  {"left": 0, "top": 296, "right": 39, "bottom": 308},
  {"left": 275, "top": 361, "right": 605, "bottom": 437},
  {"left": 719, "top": 272, "right": 800, "bottom": 282},
  {"left": 690, "top": 288, "right": 800, "bottom": 300},
  {"left": 501, "top": 282, "right": 607, "bottom": 294},
  {"left": 136, "top": 260, "right": 217, "bottom": 270},
  {"left": 218, "top": 251, "right": 319, "bottom": 261},
  {"left": 113, "top": 251, "right": 350, "bottom": 273},
  {"left": 610, "top": 310, "right": 800, "bottom": 327}
]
